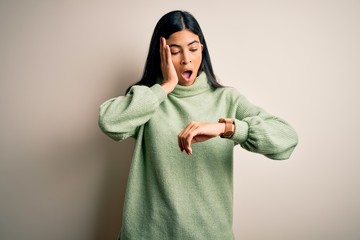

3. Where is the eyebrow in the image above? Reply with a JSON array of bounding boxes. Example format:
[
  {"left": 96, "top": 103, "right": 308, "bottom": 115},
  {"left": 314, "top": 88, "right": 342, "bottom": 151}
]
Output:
[{"left": 168, "top": 40, "right": 200, "bottom": 48}]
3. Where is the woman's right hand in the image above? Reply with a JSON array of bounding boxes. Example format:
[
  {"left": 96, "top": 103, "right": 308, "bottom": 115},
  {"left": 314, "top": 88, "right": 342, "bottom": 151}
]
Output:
[{"left": 160, "top": 37, "right": 178, "bottom": 94}]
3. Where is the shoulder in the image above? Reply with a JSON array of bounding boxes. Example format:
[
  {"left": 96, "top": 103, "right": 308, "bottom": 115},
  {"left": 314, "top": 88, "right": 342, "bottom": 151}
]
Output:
[
  {"left": 212, "top": 86, "right": 258, "bottom": 112},
  {"left": 214, "top": 86, "right": 247, "bottom": 102}
]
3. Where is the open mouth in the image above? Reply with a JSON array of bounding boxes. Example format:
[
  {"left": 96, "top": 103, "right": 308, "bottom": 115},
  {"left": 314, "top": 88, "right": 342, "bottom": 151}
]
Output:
[{"left": 181, "top": 70, "right": 193, "bottom": 80}]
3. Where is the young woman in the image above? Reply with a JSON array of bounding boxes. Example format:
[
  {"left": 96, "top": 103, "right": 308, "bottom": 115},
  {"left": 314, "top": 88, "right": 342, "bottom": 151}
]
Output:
[{"left": 99, "top": 10, "right": 298, "bottom": 240}]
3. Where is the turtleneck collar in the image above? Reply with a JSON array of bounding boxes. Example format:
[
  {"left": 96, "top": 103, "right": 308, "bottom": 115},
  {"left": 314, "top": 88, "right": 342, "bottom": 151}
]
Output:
[{"left": 169, "top": 71, "right": 211, "bottom": 98}]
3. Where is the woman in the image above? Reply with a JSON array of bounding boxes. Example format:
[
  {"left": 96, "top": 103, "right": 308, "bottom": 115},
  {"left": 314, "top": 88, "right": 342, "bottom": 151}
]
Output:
[{"left": 99, "top": 10, "right": 298, "bottom": 240}]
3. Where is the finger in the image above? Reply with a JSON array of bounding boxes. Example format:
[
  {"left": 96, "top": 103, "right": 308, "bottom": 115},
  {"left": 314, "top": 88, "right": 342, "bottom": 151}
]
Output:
[
  {"left": 185, "top": 125, "right": 202, "bottom": 154},
  {"left": 181, "top": 122, "right": 199, "bottom": 155},
  {"left": 159, "top": 38, "right": 163, "bottom": 68},
  {"left": 185, "top": 130, "right": 198, "bottom": 155},
  {"left": 178, "top": 122, "right": 192, "bottom": 152},
  {"left": 178, "top": 126, "right": 188, "bottom": 152},
  {"left": 165, "top": 44, "right": 172, "bottom": 65},
  {"left": 160, "top": 37, "right": 165, "bottom": 67},
  {"left": 178, "top": 122, "right": 194, "bottom": 152}
]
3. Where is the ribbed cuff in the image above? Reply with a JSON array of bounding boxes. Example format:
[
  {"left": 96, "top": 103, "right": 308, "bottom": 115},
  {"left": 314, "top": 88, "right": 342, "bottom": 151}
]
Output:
[
  {"left": 150, "top": 84, "right": 167, "bottom": 103},
  {"left": 231, "top": 119, "right": 249, "bottom": 144}
]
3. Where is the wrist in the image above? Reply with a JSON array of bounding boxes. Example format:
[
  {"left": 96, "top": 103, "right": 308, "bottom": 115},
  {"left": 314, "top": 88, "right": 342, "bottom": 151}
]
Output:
[
  {"left": 161, "top": 82, "right": 176, "bottom": 94},
  {"left": 218, "top": 123, "right": 226, "bottom": 135}
]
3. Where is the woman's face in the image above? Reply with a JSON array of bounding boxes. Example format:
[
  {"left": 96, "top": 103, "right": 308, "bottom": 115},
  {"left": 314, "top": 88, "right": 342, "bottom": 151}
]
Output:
[{"left": 166, "top": 29, "right": 203, "bottom": 86}]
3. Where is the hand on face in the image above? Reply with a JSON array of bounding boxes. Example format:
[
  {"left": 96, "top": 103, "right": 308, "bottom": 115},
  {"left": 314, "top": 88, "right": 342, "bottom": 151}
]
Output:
[
  {"left": 160, "top": 37, "right": 178, "bottom": 94},
  {"left": 178, "top": 121, "right": 225, "bottom": 155}
]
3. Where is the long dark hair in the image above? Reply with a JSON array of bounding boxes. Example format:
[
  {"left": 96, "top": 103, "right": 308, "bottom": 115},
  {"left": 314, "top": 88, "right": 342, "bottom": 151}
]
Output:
[{"left": 127, "top": 10, "right": 222, "bottom": 93}]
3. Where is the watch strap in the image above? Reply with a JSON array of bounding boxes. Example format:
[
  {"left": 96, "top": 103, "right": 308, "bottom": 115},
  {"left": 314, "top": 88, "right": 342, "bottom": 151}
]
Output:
[{"left": 218, "top": 118, "right": 235, "bottom": 138}]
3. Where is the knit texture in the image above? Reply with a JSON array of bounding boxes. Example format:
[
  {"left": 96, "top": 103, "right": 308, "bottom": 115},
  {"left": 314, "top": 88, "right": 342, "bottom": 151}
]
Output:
[{"left": 99, "top": 72, "right": 298, "bottom": 240}]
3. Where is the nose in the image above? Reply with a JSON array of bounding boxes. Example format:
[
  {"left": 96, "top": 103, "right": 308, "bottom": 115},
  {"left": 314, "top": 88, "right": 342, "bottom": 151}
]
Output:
[
  {"left": 181, "top": 52, "right": 191, "bottom": 65},
  {"left": 181, "top": 59, "right": 191, "bottom": 65}
]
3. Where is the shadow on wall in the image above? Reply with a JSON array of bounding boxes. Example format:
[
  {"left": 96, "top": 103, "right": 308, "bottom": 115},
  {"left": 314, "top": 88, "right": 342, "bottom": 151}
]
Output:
[
  {"left": 93, "top": 71, "right": 138, "bottom": 240},
  {"left": 94, "top": 137, "right": 134, "bottom": 240}
]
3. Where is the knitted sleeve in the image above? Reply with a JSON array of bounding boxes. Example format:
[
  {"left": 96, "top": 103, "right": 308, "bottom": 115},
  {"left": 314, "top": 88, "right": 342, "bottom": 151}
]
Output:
[
  {"left": 230, "top": 94, "right": 298, "bottom": 160},
  {"left": 98, "top": 84, "right": 167, "bottom": 141}
]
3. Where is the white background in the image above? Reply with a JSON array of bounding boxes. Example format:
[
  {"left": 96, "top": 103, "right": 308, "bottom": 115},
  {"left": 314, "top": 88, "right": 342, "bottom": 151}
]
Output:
[{"left": 1, "top": 1, "right": 359, "bottom": 239}]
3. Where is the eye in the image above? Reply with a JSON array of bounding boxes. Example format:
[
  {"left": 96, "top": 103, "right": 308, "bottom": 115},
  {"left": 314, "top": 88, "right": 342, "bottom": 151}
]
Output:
[
  {"left": 190, "top": 48, "right": 198, "bottom": 52},
  {"left": 171, "top": 51, "right": 180, "bottom": 55}
]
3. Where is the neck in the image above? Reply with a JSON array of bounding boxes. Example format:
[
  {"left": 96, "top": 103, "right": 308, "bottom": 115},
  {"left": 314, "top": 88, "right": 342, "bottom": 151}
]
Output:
[{"left": 170, "top": 72, "right": 211, "bottom": 97}]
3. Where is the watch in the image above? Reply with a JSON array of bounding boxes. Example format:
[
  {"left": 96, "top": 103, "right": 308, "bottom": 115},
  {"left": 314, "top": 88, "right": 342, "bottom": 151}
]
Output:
[{"left": 218, "top": 118, "right": 235, "bottom": 138}]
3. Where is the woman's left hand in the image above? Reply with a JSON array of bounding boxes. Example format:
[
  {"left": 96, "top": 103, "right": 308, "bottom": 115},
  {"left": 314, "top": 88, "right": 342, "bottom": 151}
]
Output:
[{"left": 178, "top": 121, "right": 225, "bottom": 155}]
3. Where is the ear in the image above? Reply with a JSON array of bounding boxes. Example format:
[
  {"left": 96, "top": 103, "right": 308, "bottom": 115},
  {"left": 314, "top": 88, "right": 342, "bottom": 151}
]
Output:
[{"left": 201, "top": 44, "right": 204, "bottom": 52}]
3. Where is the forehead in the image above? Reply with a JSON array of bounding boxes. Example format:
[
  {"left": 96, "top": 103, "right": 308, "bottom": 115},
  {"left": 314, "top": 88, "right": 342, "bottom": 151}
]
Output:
[{"left": 166, "top": 29, "right": 200, "bottom": 46}]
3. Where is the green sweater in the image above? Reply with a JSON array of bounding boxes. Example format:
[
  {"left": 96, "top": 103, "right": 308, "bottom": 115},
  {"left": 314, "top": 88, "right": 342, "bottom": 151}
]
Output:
[{"left": 99, "top": 72, "right": 298, "bottom": 240}]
